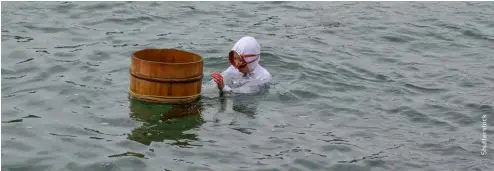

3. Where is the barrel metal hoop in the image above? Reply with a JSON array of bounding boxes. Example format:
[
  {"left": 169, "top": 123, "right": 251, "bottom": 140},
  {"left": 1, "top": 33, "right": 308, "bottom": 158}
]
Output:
[
  {"left": 128, "top": 88, "right": 201, "bottom": 104},
  {"left": 129, "top": 69, "right": 203, "bottom": 83},
  {"left": 129, "top": 88, "right": 200, "bottom": 99}
]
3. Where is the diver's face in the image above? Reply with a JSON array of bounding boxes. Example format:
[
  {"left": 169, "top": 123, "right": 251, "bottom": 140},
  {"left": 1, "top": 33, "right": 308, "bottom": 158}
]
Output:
[{"left": 229, "top": 51, "right": 251, "bottom": 73}]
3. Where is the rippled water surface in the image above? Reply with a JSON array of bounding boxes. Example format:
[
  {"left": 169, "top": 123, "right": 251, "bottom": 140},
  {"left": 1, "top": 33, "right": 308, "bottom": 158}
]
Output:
[{"left": 2, "top": 1, "right": 494, "bottom": 171}]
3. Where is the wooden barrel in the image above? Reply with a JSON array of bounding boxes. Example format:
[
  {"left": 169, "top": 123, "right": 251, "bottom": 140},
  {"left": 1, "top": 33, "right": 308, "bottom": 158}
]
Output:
[{"left": 129, "top": 49, "right": 203, "bottom": 104}]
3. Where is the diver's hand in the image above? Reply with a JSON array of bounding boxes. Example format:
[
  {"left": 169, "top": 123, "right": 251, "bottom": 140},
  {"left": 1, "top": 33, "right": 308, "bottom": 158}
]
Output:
[{"left": 211, "top": 72, "right": 224, "bottom": 90}]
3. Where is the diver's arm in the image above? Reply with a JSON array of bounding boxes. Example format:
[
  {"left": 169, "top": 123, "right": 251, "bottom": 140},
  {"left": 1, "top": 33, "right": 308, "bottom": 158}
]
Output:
[
  {"left": 222, "top": 85, "right": 232, "bottom": 92},
  {"left": 218, "top": 66, "right": 236, "bottom": 94}
]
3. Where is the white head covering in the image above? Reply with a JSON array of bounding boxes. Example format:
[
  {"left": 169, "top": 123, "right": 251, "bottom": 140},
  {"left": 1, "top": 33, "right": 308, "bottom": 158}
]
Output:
[{"left": 230, "top": 36, "right": 261, "bottom": 72}]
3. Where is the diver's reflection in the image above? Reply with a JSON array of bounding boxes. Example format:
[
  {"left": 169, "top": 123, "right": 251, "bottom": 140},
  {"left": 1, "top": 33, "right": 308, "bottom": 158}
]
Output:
[
  {"left": 212, "top": 91, "right": 268, "bottom": 134},
  {"left": 127, "top": 98, "right": 204, "bottom": 147},
  {"left": 217, "top": 89, "right": 268, "bottom": 118}
]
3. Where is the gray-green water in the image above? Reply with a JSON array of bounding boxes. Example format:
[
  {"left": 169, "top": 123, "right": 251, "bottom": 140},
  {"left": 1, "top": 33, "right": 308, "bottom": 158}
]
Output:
[{"left": 2, "top": 1, "right": 494, "bottom": 171}]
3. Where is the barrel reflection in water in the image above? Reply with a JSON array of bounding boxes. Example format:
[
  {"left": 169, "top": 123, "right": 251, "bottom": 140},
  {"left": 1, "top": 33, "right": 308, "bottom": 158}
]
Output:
[
  {"left": 127, "top": 97, "right": 205, "bottom": 147},
  {"left": 218, "top": 93, "right": 265, "bottom": 118}
]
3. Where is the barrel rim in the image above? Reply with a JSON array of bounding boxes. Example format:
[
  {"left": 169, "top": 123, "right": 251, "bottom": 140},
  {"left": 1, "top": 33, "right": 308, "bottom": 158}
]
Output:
[{"left": 132, "top": 48, "right": 204, "bottom": 65}]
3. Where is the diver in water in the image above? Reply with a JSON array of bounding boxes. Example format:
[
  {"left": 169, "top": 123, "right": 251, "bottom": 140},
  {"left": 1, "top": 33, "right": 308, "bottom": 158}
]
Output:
[{"left": 210, "top": 36, "right": 272, "bottom": 95}]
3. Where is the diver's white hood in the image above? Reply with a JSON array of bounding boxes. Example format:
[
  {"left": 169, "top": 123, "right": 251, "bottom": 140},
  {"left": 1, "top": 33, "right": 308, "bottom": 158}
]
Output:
[{"left": 231, "top": 36, "right": 261, "bottom": 72}]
